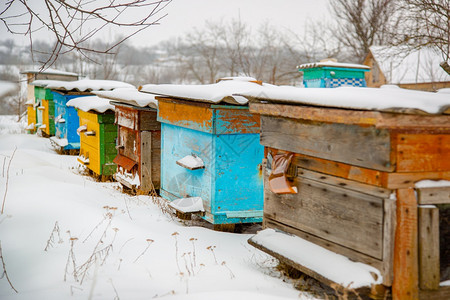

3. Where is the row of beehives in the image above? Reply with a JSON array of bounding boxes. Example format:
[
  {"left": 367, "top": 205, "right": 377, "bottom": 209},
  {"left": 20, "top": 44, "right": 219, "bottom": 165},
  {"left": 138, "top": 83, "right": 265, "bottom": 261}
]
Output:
[{"left": 25, "top": 62, "right": 450, "bottom": 299}]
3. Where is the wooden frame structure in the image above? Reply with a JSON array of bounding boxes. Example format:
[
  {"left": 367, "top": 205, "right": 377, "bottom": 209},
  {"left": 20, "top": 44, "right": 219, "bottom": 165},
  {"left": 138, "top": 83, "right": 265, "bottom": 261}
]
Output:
[
  {"left": 112, "top": 102, "right": 161, "bottom": 193},
  {"left": 248, "top": 101, "right": 450, "bottom": 299}
]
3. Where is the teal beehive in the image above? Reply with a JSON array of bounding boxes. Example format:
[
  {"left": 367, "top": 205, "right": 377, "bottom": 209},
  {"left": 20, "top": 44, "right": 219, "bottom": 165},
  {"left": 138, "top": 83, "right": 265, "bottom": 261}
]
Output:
[{"left": 298, "top": 59, "right": 370, "bottom": 88}]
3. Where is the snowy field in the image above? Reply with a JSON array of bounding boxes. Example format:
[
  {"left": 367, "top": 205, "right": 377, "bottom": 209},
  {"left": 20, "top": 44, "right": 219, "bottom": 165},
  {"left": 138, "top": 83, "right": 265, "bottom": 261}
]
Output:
[{"left": 0, "top": 116, "right": 315, "bottom": 300}]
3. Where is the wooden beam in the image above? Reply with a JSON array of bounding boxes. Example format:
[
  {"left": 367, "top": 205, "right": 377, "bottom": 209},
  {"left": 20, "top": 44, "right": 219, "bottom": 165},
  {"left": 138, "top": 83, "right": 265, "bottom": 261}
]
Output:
[
  {"left": 249, "top": 102, "right": 450, "bottom": 132},
  {"left": 417, "top": 187, "right": 450, "bottom": 205},
  {"left": 383, "top": 198, "right": 396, "bottom": 286},
  {"left": 393, "top": 188, "right": 419, "bottom": 300},
  {"left": 418, "top": 206, "right": 440, "bottom": 290}
]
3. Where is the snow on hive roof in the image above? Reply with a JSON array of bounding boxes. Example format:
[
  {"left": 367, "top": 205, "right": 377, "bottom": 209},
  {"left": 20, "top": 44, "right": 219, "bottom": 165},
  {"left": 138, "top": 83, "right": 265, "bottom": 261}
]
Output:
[
  {"left": 369, "top": 46, "right": 450, "bottom": 84},
  {"left": 94, "top": 88, "right": 158, "bottom": 109},
  {"left": 30, "top": 80, "right": 57, "bottom": 87},
  {"left": 66, "top": 95, "right": 115, "bottom": 113},
  {"left": 42, "top": 79, "right": 134, "bottom": 92},
  {"left": 297, "top": 59, "right": 370, "bottom": 70},
  {"left": 237, "top": 85, "right": 450, "bottom": 115},
  {"left": 20, "top": 68, "right": 78, "bottom": 77},
  {"left": 140, "top": 77, "right": 267, "bottom": 105}
]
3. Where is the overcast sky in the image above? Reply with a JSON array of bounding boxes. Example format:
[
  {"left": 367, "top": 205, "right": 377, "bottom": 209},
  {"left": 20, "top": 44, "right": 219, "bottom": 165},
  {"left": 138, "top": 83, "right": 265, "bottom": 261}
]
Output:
[{"left": 0, "top": 0, "right": 329, "bottom": 48}]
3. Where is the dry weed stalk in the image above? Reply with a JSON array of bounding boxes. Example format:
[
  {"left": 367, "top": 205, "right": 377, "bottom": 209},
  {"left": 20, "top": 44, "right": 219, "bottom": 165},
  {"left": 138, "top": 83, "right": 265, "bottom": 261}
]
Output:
[
  {"left": 189, "top": 238, "right": 197, "bottom": 267},
  {"left": 172, "top": 232, "right": 181, "bottom": 273},
  {"left": 123, "top": 197, "right": 132, "bottom": 220},
  {"left": 44, "top": 221, "right": 63, "bottom": 251},
  {"left": 77, "top": 223, "right": 118, "bottom": 285},
  {"left": 1, "top": 147, "right": 17, "bottom": 214},
  {"left": 0, "top": 241, "right": 18, "bottom": 293},
  {"left": 134, "top": 239, "right": 154, "bottom": 263},
  {"left": 206, "top": 245, "right": 218, "bottom": 264},
  {"left": 109, "top": 278, "right": 120, "bottom": 300},
  {"left": 83, "top": 206, "right": 117, "bottom": 243},
  {"left": 64, "top": 233, "right": 78, "bottom": 282},
  {"left": 221, "top": 261, "right": 235, "bottom": 279}
]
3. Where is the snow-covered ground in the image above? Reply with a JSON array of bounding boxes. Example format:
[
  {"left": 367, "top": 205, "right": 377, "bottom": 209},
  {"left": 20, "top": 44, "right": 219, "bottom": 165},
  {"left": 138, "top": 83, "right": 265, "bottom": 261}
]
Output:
[{"left": 0, "top": 116, "right": 314, "bottom": 300}]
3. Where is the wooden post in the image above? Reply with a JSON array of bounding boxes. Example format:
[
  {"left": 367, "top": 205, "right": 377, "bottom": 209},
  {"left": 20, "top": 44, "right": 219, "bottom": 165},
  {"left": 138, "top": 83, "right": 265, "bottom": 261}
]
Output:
[
  {"left": 393, "top": 188, "right": 419, "bottom": 300},
  {"left": 418, "top": 205, "right": 440, "bottom": 290}
]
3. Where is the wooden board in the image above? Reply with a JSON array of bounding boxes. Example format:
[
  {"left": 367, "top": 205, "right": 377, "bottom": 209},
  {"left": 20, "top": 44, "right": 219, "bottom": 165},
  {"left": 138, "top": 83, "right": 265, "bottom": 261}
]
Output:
[
  {"left": 115, "top": 106, "right": 138, "bottom": 130},
  {"left": 417, "top": 187, "right": 450, "bottom": 205},
  {"left": 396, "top": 134, "right": 450, "bottom": 172},
  {"left": 263, "top": 175, "right": 385, "bottom": 259},
  {"left": 261, "top": 115, "right": 393, "bottom": 172},
  {"left": 393, "top": 188, "right": 419, "bottom": 300},
  {"left": 418, "top": 206, "right": 440, "bottom": 290},
  {"left": 117, "top": 126, "right": 139, "bottom": 162},
  {"left": 214, "top": 108, "right": 260, "bottom": 134},
  {"left": 249, "top": 102, "right": 450, "bottom": 132},
  {"left": 139, "top": 110, "right": 160, "bottom": 131},
  {"left": 140, "top": 131, "right": 158, "bottom": 191}
]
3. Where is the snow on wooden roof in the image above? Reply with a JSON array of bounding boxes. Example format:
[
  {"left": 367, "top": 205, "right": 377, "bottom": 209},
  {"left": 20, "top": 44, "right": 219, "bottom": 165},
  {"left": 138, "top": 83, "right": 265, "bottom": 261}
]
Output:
[
  {"left": 66, "top": 95, "right": 115, "bottom": 113},
  {"left": 238, "top": 85, "right": 450, "bottom": 115},
  {"left": 250, "top": 229, "right": 382, "bottom": 289},
  {"left": 39, "top": 79, "right": 134, "bottom": 92},
  {"left": 369, "top": 46, "right": 450, "bottom": 84},
  {"left": 20, "top": 68, "right": 78, "bottom": 77},
  {"left": 94, "top": 88, "right": 158, "bottom": 109},
  {"left": 140, "top": 77, "right": 267, "bottom": 105},
  {"left": 297, "top": 59, "right": 370, "bottom": 70}
]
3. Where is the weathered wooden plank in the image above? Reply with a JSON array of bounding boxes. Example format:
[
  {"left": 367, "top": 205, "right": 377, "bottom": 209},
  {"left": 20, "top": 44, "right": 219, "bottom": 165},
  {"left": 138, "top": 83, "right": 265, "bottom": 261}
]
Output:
[
  {"left": 249, "top": 102, "right": 450, "bottom": 132},
  {"left": 263, "top": 175, "right": 384, "bottom": 259},
  {"left": 214, "top": 108, "right": 260, "bottom": 134},
  {"left": 262, "top": 218, "right": 388, "bottom": 284},
  {"left": 384, "top": 172, "right": 450, "bottom": 189},
  {"left": 418, "top": 206, "right": 440, "bottom": 290},
  {"left": 419, "top": 286, "right": 450, "bottom": 300},
  {"left": 118, "top": 126, "right": 139, "bottom": 162},
  {"left": 157, "top": 98, "right": 214, "bottom": 133},
  {"left": 382, "top": 198, "right": 396, "bottom": 287},
  {"left": 115, "top": 106, "right": 138, "bottom": 130},
  {"left": 297, "top": 167, "right": 391, "bottom": 198},
  {"left": 417, "top": 187, "right": 450, "bottom": 205},
  {"left": 139, "top": 110, "right": 160, "bottom": 131},
  {"left": 393, "top": 188, "right": 419, "bottom": 300},
  {"left": 140, "top": 131, "right": 153, "bottom": 192},
  {"left": 261, "top": 115, "right": 393, "bottom": 172},
  {"left": 396, "top": 134, "right": 450, "bottom": 172},
  {"left": 291, "top": 152, "right": 384, "bottom": 187}
]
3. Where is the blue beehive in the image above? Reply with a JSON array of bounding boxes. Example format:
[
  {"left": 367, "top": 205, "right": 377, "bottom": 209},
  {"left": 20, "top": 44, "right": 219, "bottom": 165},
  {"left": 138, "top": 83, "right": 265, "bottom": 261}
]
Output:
[
  {"left": 141, "top": 78, "right": 265, "bottom": 229},
  {"left": 298, "top": 59, "right": 370, "bottom": 88},
  {"left": 51, "top": 91, "right": 90, "bottom": 152}
]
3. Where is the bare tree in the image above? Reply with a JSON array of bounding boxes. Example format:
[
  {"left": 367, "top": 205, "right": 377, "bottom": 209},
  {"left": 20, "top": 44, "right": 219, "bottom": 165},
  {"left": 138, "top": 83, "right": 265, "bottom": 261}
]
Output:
[
  {"left": 330, "top": 0, "right": 398, "bottom": 62},
  {"left": 392, "top": 0, "right": 450, "bottom": 74},
  {"left": 0, "top": 0, "right": 171, "bottom": 68}
]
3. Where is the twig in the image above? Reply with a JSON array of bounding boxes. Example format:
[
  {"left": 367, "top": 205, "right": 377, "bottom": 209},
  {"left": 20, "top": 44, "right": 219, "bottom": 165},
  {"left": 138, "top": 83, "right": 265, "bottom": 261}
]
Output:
[
  {"left": 44, "top": 221, "right": 63, "bottom": 251},
  {"left": 0, "top": 240, "right": 18, "bottom": 293},
  {"left": 109, "top": 278, "right": 120, "bottom": 300},
  {"left": 206, "top": 245, "right": 218, "bottom": 264},
  {"left": 123, "top": 196, "right": 132, "bottom": 220},
  {"left": 134, "top": 239, "right": 154, "bottom": 263},
  {"left": 221, "top": 261, "right": 235, "bottom": 279},
  {"left": 172, "top": 232, "right": 181, "bottom": 273},
  {"left": 1, "top": 147, "right": 17, "bottom": 214}
]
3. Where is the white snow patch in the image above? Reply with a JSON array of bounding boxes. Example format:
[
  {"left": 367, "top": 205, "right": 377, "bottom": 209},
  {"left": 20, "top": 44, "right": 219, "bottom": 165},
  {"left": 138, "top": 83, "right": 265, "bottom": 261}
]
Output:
[
  {"left": 176, "top": 154, "right": 205, "bottom": 169},
  {"left": 115, "top": 167, "right": 140, "bottom": 187},
  {"left": 297, "top": 59, "right": 370, "bottom": 70},
  {"left": 67, "top": 95, "right": 115, "bottom": 113},
  {"left": 94, "top": 88, "right": 158, "bottom": 109},
  {"left": 21, "top": 67, "right": 78, "bottom": 77},
  {"left": 415, "top": 180, "right": 450, "bottom": 188},
  {"left": 239, "top": 85, "right": 450, "bottom": 114},
  {"left": 49, "top": 136, "right": 68, "bottom": 147},
  {"left": 441, "top": 280, "right": 450, "bottom": 287},
  {"left": 169, "top": 197, "right": 205, "bottom": 213},
  {"left": 141, "top": 77, "right": 269, "bottom": 105},
  {"left": 34, "top": 79, "right": 134, "bottom": 92},
  {"left": 250, "top": 229, "right": 383, "bottom": 289}
]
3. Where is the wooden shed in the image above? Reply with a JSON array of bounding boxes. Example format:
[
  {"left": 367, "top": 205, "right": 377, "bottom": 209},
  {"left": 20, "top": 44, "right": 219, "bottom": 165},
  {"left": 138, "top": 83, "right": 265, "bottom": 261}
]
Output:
[
  {"left": 43, "top": 80, "right": 134, "bottom": 153},
  {"left": 140, "top": 77, "right": 265, "bottom": 229},
  {"left": 241, "top": 86, "right": 450, "bottom": 299},
  {"left": 364, "top": 46, "right": 450, "bottom": 91},
  {"left": 67, "top": 96, "right": 118, "bottom": 178},
  {"left": 297, "top": 59, "right": 370, "bottom": 88},
  {"left": 20, "top": 69, "right": 79, "bottom": 133},
  {"left": 94, "top": 88, "right": 160, "bottom": 193}
]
